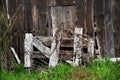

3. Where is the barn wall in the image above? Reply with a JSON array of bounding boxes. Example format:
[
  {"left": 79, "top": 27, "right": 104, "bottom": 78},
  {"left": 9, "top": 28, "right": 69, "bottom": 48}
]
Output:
[
  {"left": 114, "top": 0, "right": 120, "bottom": 57},
  {"left": 0, "top": 0, "right": 8, "bottom": 70},
  {"left": 104, "top": 0, "right": 115, "bottom": 57},
  {"left": 7, "top": 0, "right": 95, "bottom": 61},
  {"left": 94, "top": 0, "right": 106, "bottom": 57},
  {"left": 8, "top": 0, "right": 24, "bottom": 62},
  {"left": 86, "top": 0, "right": 94, "bottom": 37},
  {"left": 5, "top": 0, "right": 120, "bottom": 66}
]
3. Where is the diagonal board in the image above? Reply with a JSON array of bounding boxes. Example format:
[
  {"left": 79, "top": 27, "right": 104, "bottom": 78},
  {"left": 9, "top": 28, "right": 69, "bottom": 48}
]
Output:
[{"left": 33, "top": 38, "right": 51, "bottom": 58}]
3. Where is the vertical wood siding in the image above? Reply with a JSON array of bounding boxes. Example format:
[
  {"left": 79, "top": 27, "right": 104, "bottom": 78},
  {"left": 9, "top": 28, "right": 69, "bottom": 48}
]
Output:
[
  {"left": 6, "top": 0, "right": 120, "bottom": 64},
  {"left": 114, "top": 0, "right": 120, "bottom": 57}
]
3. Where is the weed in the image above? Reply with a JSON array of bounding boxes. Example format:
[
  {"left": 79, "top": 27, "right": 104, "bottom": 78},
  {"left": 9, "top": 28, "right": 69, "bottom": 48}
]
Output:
[{"left": 0, "top": 59, "right": 120, "bottom": 80}]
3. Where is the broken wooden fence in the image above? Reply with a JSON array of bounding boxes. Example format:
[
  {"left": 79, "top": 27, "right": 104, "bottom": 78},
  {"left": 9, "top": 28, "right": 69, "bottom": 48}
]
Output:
[{"left": 24, "top": 28, "right": 98, "bottom": 68}]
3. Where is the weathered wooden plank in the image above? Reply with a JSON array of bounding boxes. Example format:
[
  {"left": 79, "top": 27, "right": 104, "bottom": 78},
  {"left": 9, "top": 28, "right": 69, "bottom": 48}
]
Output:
[
  {"left": 10, "top": 47, "right": 21, "bottom": 64},
  {"left": 34, "top": 36, "right": 53, "bottom": 43},
  {"left": 104, "top": 0, "right": 115, "bottom": 57},
  {"left": 76, "top": 0, "right": 85, "bottom": 28},
  {"left": 24, "top": 0, "right": 32, "bottom": 33},
  {"left": 73, "top": 28, "right": 83, "bottom": 66},
  {"left": 34, "top": 36, "right": 74, "bottom": 48},
  {"left": 86, "top": 0, "right": 94, "bottom": 37},
  {"left": 62, "top": 6, "right": 76, "bottom": 38},
  {"left": 49, "top": 7, "right": 62, "bottom": 67},
  {"left": 114, "top": 0, "right": 120, "bottom": 57},
  {"left": 24, "top": 33, "right": 33, "bottom": 67},
  {"left": 33, "top": 38, "right": 51, "bottom": 58}
]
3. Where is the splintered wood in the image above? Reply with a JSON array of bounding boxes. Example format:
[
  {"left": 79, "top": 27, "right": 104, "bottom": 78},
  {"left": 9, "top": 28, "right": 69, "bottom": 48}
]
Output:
[{"left": 73, "top": 28, "right": 83, "bottom": 66}]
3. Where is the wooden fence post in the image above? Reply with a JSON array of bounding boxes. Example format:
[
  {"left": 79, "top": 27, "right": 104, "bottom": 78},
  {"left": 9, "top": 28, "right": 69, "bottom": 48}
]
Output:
[
  {"left": 33, "top": 38, "right": 51, "bottom": 58},
  {"left": 24, "top": 33, "right": 33, "bottom": 68},
  {"left": 49, "top": 7, "right": 61, "bottom": 67},
  {"left": 73, "top": 28, "right": 83, "bottom": 66}
]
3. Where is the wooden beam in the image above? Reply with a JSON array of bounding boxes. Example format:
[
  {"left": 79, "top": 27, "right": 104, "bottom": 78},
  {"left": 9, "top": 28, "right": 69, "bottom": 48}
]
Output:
[
  {"left": 73, "top": 28, "right": 83, "bottom": 66},
  {"left": 49, "top": 7, "right": 61, "bottom": 67},
  {"left": 24, "top": 33, "right": 33, "bottom": 68},
  {"left": 34, "top": 36, "right": 53, "bottom": 43},
  {"left": 33, "top": 38, "right": 51, "bottom": 58}
]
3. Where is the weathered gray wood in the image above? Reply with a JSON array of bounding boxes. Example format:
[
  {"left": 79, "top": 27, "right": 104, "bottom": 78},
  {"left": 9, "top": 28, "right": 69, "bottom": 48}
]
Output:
[
  {"left": 33, "top": 38, "right": 51, "bottom": 58},
  {"left": 62, "top": 6, "right": 76, "bottom": 38},
  {"left": 49, "top": 7, "right": 62, "bottom": 67},
  {"left": 104, "top": 0, "right": 115, "bottom": 58},
  {"left": 88, "top": 38, "right": 94, "bottom": 58},
  {"left": 10, "top": 47, "right": 21, "bottom": 64},
  {"left": 73, "top": 28, "right": 83, "bottom": 66},
  {"left": 24, "top": 33, "right": 33, "bottom": 67},
  {"left": 32, "top": 4, "right": 39, "bottom": 35},
  {"left": 34, "top": 36, "right": 53, "bottom": 43}
]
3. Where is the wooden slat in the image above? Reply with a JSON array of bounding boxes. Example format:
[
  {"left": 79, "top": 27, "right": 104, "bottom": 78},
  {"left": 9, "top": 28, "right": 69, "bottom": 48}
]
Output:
[
  {"left": 33, "top": 38, "right": 51, "bottom": 58},
  {"left": 24, "top": 0, "right": 32, "bottom": 33},
  {"left": 34, "top": 36, "right": 53, "bottom": 43}
]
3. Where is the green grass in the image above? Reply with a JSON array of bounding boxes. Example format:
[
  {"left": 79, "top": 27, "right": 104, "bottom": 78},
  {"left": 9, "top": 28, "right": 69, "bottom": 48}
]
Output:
[{"left": 0, "top": 59, "right": 120, "bottom": 80}]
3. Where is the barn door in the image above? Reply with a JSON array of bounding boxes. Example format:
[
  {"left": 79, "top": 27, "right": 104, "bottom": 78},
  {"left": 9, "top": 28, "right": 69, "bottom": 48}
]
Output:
[
  {"left": 51, "top": 6, "right": 76, "bottom": 39},
  {"left": 49, "top": 6, "right": 76, "bottom": 62},
  {"left": 62, "top": 6, "right": 76, "bottom": 38}
]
